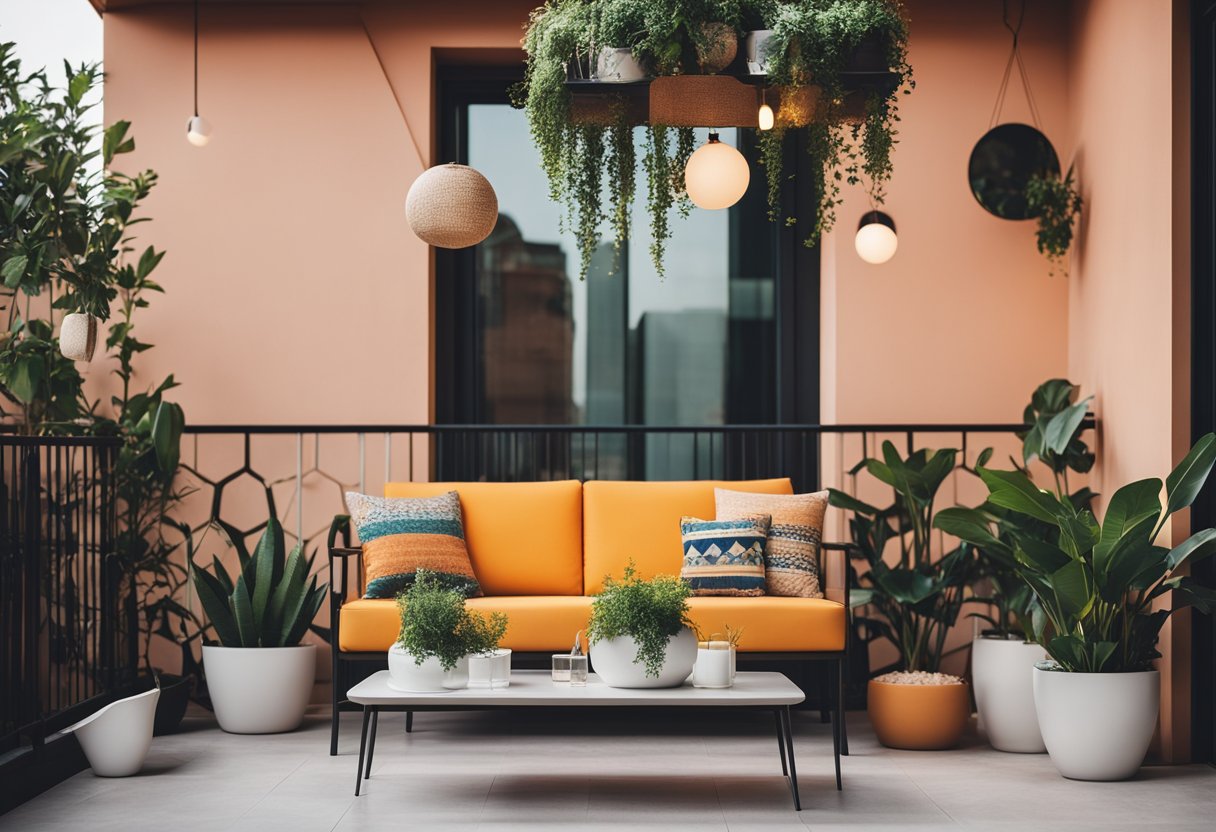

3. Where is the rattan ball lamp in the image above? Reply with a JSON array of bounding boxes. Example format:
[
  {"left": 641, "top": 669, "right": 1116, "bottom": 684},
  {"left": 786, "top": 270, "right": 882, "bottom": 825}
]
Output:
[
  {"left": 405, "top": 163, "right": 499, "bottom": 249},
  {"left": 59, "top": 312, "right": 98, "bottom": 362}
]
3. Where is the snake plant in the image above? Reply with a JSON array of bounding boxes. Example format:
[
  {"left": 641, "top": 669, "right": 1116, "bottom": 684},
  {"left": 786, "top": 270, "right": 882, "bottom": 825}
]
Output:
[{"left": 191, "top": 516, "right": 327, "bottom": 648}]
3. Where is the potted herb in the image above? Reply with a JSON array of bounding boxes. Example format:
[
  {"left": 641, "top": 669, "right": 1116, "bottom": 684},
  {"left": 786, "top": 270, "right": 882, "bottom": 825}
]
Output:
[
  {"left": 941, "top": 379, "right": 1095, "bottom": 754},
  {"left": 390, "top": 570, "right": 509, "bottom": 693},
  {"left": 941, "top": 431, "right": 1216, "bottom": 780},
  {"left": 828, "top": 442, "right": 976, "bottom": 750},
  {"left": 588, "top": 563, "right": 697, "bottom": 688},
  {"left": 190, "top": 509, "right": 328, "bottom": 734},
  {"left": 1026, "top": 164, "right": 1082, "bottom": 276}
]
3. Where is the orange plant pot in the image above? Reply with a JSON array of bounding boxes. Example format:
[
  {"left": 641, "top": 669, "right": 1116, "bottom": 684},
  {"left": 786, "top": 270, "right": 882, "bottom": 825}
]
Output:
[{"left": 867, "top": 679, "right": 971, "bottom": 750}]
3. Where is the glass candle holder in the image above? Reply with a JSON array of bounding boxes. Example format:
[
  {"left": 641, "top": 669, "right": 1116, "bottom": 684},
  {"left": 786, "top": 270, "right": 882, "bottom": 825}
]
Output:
[
  {"left": 551, "top": 654, "right": 573, "bottom": 683},
  {"left": 569, "top": 654, "right": 589, "bottom": 687}
]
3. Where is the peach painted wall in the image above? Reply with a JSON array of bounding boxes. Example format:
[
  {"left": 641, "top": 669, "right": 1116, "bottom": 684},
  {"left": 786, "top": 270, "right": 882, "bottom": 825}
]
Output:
[{"left": 1065, "top": 0, "right": 1192, "bottom": 762}]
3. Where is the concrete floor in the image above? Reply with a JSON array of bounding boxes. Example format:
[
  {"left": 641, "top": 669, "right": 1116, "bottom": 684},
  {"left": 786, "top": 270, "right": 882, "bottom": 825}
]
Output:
[{"left": 2, "top": 708, "right": 1214, "bottom": 832}]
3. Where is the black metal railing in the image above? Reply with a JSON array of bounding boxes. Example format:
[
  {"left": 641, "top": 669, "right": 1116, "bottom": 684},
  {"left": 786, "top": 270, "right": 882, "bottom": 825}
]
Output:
[{"left": 0, "top": 434, "right": 131, "bottom": 753}]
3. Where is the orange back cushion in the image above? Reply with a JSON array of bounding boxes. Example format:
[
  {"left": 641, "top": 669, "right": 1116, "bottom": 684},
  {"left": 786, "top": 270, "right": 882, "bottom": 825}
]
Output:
[
  {"left": 383, "top": 481, "right": 584, "bottom": 596},
  {"left": 582, "top": 479, "right": 793, "bottom": 594}
]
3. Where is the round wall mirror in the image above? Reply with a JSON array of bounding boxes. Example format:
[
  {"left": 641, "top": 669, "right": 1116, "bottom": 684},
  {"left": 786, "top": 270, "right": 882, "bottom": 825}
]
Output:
[{"left": 968, "top": 123, "right": 1060, "bottom": 220}]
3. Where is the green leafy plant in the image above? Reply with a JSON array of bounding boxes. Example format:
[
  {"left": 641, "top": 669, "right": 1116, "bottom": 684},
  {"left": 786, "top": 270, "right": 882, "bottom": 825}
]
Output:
[
  {"left": 939, "top": 435, "right": 1216, "bottom": 673},
  {"left": 190, "top": 513, "right": 328, "bottom": 648},
  {"left": 763, "top": 0, "right": 913, "bottom": 243},
  {"left": 395, "top": 570, "right": 508, "bottom": 671},
  {"left": 1026, "top": 165, "right": 1082, "bottom": 276},
  {"left": 588, "top": 562, "right": 693, "bottom": 677},
  {"left": 828, "top": 442, "right": 975, "bottom": 675}
]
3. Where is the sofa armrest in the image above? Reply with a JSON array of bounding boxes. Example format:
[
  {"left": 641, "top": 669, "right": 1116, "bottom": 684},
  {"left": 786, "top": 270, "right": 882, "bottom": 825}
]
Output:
[
  {"left": 820, "top": 542, "right": 855, "bottom": 607},
  {"left": 326, "top": 514, "right": 362, "bottom": 604}
]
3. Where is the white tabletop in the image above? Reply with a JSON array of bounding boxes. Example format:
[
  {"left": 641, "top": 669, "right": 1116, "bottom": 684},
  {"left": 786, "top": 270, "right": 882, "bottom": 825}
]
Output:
[{"left": 348, "top": 670, "right": 805, "bottom": 707}]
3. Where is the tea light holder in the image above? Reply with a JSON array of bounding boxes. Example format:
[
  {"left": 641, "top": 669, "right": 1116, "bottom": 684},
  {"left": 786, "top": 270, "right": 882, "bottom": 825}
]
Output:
[{"left": 692, "top": 635, "right": 733, "bottom": 689}]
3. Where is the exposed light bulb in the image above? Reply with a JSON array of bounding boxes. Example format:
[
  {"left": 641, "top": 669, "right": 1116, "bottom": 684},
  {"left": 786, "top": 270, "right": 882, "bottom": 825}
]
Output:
[
  {"left": 186, "top": 115, "right": 212, "bottom": 147},
  {"left": 758, "top": 103, "right": 775, "bottom": 131},
  {"left": 684, "top": 132, "right": 750, "bottom": 210},
  {"left": 855, "top": 210, "right": 898, "bottom": 264}
]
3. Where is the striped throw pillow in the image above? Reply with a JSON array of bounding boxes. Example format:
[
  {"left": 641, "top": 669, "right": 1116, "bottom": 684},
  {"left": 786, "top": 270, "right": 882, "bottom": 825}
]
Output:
[
  {"left": 679, "top": 515, "right": 771, "bottom": 597},
  {"left": 346, "top": 491, "right": 481, "bottom": 599},
  {"left": 715, "top": 488, "right": 827, "bottom": 598}
]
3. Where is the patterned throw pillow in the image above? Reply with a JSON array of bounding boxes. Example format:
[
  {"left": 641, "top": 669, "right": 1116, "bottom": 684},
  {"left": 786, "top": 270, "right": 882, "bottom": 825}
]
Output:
[
  {"left": 679, "top": 515, "right": 771, "bottom": 597},
  {"left": 346, "top": 491, "right": 481, "bottom": 599},
  {"left": 715, "top": 488, "right": 827, "bottom": 598}
]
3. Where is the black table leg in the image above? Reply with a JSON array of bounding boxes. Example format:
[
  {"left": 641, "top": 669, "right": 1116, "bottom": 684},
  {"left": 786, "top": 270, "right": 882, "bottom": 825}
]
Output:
[
  {"left": 354, "top": 707, "right": 371, "bottom": 796},
  {"left": 781, "top": 706, "right": 802, "bottom": 811},
  {"left": 364, "top": 709, "right": 379, "bottom": 780},
  {"left": 406, "top": 710, "right": 413, "bottom": 733},
  {"left": 831, "top": 663, "right": 842, "bottom": 791},
  {"left": 838, "top": 656, "right": 850, "bottom": 756},
  {"left": 773, "top": 709, "right": 789, "bottom": 776}
]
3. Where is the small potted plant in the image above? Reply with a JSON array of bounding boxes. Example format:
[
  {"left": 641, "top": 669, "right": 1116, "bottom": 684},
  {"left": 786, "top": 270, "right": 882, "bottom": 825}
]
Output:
[
  {"left": 1026, "top": 164, "right": 1083, "bottom": 276},
  {"left": 829, "top": 442, "right": 976, "bottom": 750},
  {"left": 390, "top": 570, "right": 508, "bottom": 693},
  {"left": 588, "top": 563, "right": 697, "bottom": 688},
  {"left": 190, "top": 509, "right": 327, "bottom": 734},
  {"left": 939, "top": 379, "right": 1095, "bottom": 754},
  {"left": 943, "top": 432, "right": 1216, "bottom": 780}
]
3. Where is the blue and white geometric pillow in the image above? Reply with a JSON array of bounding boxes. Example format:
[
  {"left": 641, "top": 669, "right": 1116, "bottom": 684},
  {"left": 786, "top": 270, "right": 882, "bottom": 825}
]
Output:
[{"left": 679, "top": 515, "right": 771, "bottom": 597}]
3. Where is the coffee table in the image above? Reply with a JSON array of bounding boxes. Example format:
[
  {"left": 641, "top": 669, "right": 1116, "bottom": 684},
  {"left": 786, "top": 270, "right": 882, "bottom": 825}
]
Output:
[{"left": 347, "top": 669, "right": 819, "bottom": 809}]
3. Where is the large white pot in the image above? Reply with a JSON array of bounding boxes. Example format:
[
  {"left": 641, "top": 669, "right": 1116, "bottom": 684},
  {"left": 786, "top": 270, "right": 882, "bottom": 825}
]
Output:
[
  {"left": 388, "top": 645, "right": 469, "bottom": 692},
  {"left": 591, "top": 627, "right": 697, "bottom": 689},
  {"left": 1033, "top": 666, "right": 1159, "bottom": 780},
  {"left": 203, "top": 644, "right": 315, "bottom": 734},
  {"left": 63, "top": 688, "right": 159, "bottom": 777},
  {"left": 595, "top": 47, "right": 647, "bottom": 83},
  {"left": 972, "top": 637, "right": 1046, "bottom": 753}
]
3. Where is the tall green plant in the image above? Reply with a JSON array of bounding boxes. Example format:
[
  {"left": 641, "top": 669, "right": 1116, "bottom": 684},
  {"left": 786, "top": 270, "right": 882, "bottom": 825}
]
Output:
[
  {"left": 939, "top": 435, "right": 1216, "bottom": 673},
  {"left": 828, "top": 442, "right": 975, "bottom": 674},
  {"left": 190, "top": 513, "right": 328, "bottom": 649}
]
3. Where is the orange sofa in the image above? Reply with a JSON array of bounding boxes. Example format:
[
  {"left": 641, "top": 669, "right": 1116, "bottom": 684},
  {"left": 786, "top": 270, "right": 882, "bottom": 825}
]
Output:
[{"left": 327, "top": 479, "right": 850, "bottom": 755}]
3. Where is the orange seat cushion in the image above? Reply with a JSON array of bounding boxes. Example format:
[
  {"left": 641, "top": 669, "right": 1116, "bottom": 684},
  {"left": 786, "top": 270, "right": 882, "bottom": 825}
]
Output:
[
  {"left": 384, "top": 481, "right": 583, "bottom": 596},
  {"left": 338, "top": 596, "right": 593, "bottom": 653},
  {"left": 337, "top": 595, "right": 843, "bottom": 653},
  {"left": 686, "top": 596, "right": 845, "bottom": 652},
  {"left": 582, "top": 479, "right": 793, "bottom": 594}
]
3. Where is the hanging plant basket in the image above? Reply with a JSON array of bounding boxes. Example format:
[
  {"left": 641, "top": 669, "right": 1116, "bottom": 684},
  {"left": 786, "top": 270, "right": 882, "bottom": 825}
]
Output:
[
  {"left": 696, "top": 23, "right": 739, "bottom": 74},
  {"left": 649, "top": 75, "right": 758, "bottom": 128}
]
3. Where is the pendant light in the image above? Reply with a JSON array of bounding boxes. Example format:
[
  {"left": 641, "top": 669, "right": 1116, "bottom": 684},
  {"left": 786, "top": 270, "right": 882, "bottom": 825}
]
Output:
[
  {"left": 405, "top": 163, "right": 499, "bottom": 249},
  {"left": 855, "top": 210, "right": 898, "bottom": 264},
  {"left": 185, "top": 0, "right": 211, "bottom": 147},
  {"left": 758, "top": 90, "right": 775, "bottom": 132},
  {"left": 684, "top": 132, "right": 750, "bottom": 211}
]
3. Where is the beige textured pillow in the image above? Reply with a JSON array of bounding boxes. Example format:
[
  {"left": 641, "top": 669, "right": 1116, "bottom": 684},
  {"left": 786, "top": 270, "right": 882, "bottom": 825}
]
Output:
[{"left": 714, "top": 488, "right": 828, "bottom": 598}]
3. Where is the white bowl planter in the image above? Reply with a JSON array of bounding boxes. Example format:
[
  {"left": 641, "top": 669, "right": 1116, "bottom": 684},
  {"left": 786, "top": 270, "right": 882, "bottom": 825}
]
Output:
[
  {"left": 595, "top": 47, "right": 646, "bottom": 83},
  {"left": 387, "top": 644, "right": 470, "bottom": 692},
  {"left": 1033, "top": 666, "right": 1159, "bottom": 780},
  {"left": 972, "top": 637, "right": 1046, "bottom": 753},
  {"left": 591, "top": 627, "right": 697, "bottom": 689},
  {"left": 63, "top": 687, "right": 159, "bottom": 777},
  {"left": 203, "top": 644, "right": 315, "bottom": 734}
]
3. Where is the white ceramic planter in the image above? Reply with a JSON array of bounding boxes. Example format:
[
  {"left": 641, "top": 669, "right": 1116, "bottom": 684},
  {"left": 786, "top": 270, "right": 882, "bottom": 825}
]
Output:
[
  {"left": 745, "top": 30, "right": 776, "bottom": 75},
  {"left": 387, "top": 645, "right": 470, "bottom": 692},
  {"left": 972, "top": 637, "right": 1046, "bottom": 753},
  {"left": 595, "top": 47, "right": 646, "bottom": 83},
  {"left": 468, "top": 648, "right": 512, "bottom": 689},
  {"left": 203, "top": 644, "right": 315, "bottom": 734},
  {"left": 591, "top": 627, "right": 697, "bottom": 689},
  {"left": 63, "top": 688, "right": 159, "bottom": 777},
  {"left": 1033, "top": 666, "right": 1159, "bottom": 780}
]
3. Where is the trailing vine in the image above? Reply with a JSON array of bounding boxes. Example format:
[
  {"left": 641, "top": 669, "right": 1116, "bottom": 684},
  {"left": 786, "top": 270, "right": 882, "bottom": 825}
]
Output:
[
  {"left": 643, "top": 125, "right": 674, "bottom": 276},
  {"left": 1026, "top": 165, "right": 1082, "bottom": 277},
  {"left": 606, "top": 117, "right": 636, "bottom": 267}
]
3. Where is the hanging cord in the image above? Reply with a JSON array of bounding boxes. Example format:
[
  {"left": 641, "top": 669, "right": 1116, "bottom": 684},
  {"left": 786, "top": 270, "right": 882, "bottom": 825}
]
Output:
[
  {"left": 193, "top": 0, "right": 200, "bottom": 117},
  {"left": 988, "top": 0, "right": 1043, "bottom": 129}
]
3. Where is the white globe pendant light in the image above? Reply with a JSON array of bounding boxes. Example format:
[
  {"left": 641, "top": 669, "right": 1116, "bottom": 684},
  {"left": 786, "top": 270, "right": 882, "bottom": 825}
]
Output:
[
  {"left": 684, "top": 131, "right": 750, "bottom": 211},
  {"left": 855, "top": 210, "right": 898, "bottom": 264},
  {"left": 758, "top": 89, "right": 775, "bottom": 131},
  {"left": 405, "top": 163, "right": 499, "bottom": 249},
  {"left": 185, "top": 0, "right": 210, "bottom": 147}
]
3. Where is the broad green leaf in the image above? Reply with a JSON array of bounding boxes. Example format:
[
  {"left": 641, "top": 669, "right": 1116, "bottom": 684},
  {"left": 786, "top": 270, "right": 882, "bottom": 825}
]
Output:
[
  {"left": 1089, "top": 640, "right": 1118, "bottom": 673},
  {"left": 231, "top": 575, "right": 258, "bottom": 647},
  {"left": 191, "top": 560, "right": 240, "bottom": 647},
  {"left": 1050, "top": 559, "right": 1091, "bottom": 621},
  {"left": 1048, "top": 634, "right": 1086, "bottom": 672},
  {"left": 933, "top": 507, "right": 1010, "bottom": 557},
  {"left": 827, "top": 488, "right": 881, "bottom": 516},
  {"left": 1165, "top": 527, "right": 1216, "bottom": 570},
  {"left": 979, "top": 467, "right": 1061, "bottom": 524},
  {"left": 1043, "top": 397, "right": 1092, "bottom": 457},
  {"left": 150, "top": 401, "right": 184, "bottom": 473},
  {"left": 250, "top": 519, "right": 279, "bottom": 630},
  {"left": 1096, "top": 513, "right": 1158, "bottom": 602},
  {"left": 269, "top": 544, "right": 309, "bottom": 646},
  {"left": 1095, "top": 478, "right": 1161, "bottom": 565},
  {"left": 875, "top": 568, "right": 936, "bottom": 605},
  {"left": 2, "top": 254, "right": 28, "bottom": 287},
  {"left": 1165, "top": 433, "right": 1216, "bottom": 518},
  {"left": 102, "top": 120, "right": 134, "bottom": 164}
]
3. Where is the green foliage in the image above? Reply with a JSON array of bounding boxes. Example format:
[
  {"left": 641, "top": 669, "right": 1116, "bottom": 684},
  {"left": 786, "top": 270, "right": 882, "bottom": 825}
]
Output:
[
  {"left": 190, "top": 513, "right": 329, "bottom": 649},
  {"left": 1018, "top": 378, "right": 1095, "bottom": 486},
  {"left": 828, "top": 442, "right": 976, "bottom": 674},
  {"left": 1026, "top": 165, "right": 1082, "bottom": 276},
  {"left": 765, "top": 0, "right": 913, "bottom": 243},
  {"left": 940, "top": 434, "right": 1216, "bottom": 673},
  {"left": 395, "top": 570, "right": 508, "bottom": 671},
  {"left": 587, "top": 562, "right": 693, "bottom": 677}
]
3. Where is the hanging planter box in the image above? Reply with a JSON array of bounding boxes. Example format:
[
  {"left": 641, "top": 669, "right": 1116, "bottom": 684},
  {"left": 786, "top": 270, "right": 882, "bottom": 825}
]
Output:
[
  {"left": 775, "top": 85, "right": 821, "bottom": 128},
  {"left": 649, "top": 75, "right": 758, "bottom": 128},
  {"left": 569, "top": 88, "right": 649, "bottom": 126}
]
